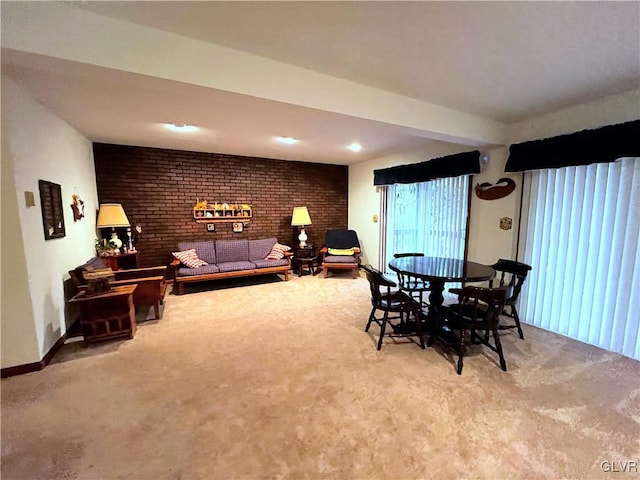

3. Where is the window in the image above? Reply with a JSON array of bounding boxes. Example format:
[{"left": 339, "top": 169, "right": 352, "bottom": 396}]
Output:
[
  {"left": 383, "top": 175, "right": 470, "bottom": 274},
  {"left": 519, "top": 157, "right": 639, "bottom": 359}
]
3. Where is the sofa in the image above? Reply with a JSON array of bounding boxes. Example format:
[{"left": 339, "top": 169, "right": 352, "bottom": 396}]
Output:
[
  {"left": 69, "top": 257, "right": 168, "bottom": 319},
  {"left": 171, "top": 238, "right": 292, "bottom": 295}
]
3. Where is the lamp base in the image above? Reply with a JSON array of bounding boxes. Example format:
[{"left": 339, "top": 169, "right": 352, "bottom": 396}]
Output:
[
  {"left": 298, "top": 228, "right": 308, "bottom": 249},
  {"left": 109, "top": 231, "right": 123, "bottom": 252}
]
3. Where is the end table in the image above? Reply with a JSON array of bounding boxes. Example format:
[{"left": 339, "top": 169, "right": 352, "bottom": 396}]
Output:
[
  {"left": 69, "top": 284, "right": 137, "bottom": 345},
  {"left": 102, "top": 251, "right": 139, "bottom": 271},
  {"left": 293, "top": 246, "right": 319, "bottom": 277}
]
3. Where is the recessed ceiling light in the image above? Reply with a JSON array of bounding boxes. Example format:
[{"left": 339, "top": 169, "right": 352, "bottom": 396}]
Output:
[
  {"left": 275, "top": 136, "right": 299, "bottom": 145},
  {"left": 165, "top": 123, "right": 198, "bottom": 133},
  {"left": 347, "top": 142, "right": 362, "bottom": 152}
]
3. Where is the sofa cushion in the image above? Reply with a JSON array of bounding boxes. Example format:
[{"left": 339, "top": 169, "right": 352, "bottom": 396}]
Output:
[
  {"left": 249, "top": 237, "right": 277, "bottom": 261},
  {"left": 252, "top": 258, "right": 289, "bottom": 268},
  {"left": 178, "top": 241, "right": 216, "bottom": 264},
  {"left": 172, "top": 249, "right": 208, "bottom": 268},
  {"left": 178, "top": 264, "right": 221, "bottom": 276},
  {"left": 217, "top": 261, "right": 255, "bottom": 273},
  {"left": 215, "top": 239, "right": 249, "bottom": 263}
]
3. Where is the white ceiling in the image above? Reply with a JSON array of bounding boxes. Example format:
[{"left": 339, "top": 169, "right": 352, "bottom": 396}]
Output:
[{"left": 2, "top": 1, "right": 639, "bottom": 165}]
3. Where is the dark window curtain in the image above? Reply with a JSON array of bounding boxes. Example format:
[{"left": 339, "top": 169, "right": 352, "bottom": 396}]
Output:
[
  {"left": 505, "top": 120, "right": 640, "bottom": 172},
  {"left": 373, "top": 150, "right": 481, "bottom": 185}
]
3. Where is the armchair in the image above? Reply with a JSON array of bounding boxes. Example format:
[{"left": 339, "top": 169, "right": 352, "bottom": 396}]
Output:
[
  {"left": 69, "top": 257, "right": 168, "bottom": 320},
  {"left": 319, "top": 229, "right": 361, "bottom": 278}
]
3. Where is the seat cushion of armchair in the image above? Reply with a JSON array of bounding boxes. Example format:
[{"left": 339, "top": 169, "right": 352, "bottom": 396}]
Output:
[{"left": 324, "top": 255, "right": 359, "bottom": 264}]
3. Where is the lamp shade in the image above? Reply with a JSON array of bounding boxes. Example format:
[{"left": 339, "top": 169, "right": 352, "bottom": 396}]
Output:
[
  {"left": 291, "top": 206, "right": 312, "bottom": 226},
  {"left": 96, "top": 203, "right": 130, "bottom": 228}
]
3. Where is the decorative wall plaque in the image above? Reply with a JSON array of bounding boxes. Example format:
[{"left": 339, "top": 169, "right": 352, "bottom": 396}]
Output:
[
  {"left": 475, "top": 178, "right": 516, "bottom": 200},
  {"left": 39, "top": 180, "right": 66, "bottom": 240}
]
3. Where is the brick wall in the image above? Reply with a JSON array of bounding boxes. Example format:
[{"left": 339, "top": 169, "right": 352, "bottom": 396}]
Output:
[{"left": 93, "top": 143, "right": 348, "bottom": 267}]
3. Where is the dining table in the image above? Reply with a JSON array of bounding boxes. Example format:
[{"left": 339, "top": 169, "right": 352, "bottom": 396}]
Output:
[{"left": 388, "top": 256, "right": 496, "bottom": 319}]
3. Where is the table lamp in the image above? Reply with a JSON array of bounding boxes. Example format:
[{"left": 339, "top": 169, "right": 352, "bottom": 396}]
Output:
[
  {"left": 96, "top": 203, "right": 130, "bottom": 252},
  {"left": 291, "top": 206, "right": 312, "bottom": 248}
]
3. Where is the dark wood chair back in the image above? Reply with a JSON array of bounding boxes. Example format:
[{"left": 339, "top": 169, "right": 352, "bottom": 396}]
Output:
[
  {"left": 439, "top": 285, "right": 513, "bottom": 374},
  {"left": 488, "top": 259, "right": 532, "bottom": 339},
  {"left": 450, "top": 286, "right": 511, "bottom": 328},
  {"left": 363, "top": 264, "right": 424, "bottom": 350},
  {"left": 489, "top": 259, "right": 532, "bottom": 305},
  {"left": 392, "top": 253, "right": 430, "bottom": 305},
  {"left": 363, "top": 264, "right": 396, "bottom": 308}
]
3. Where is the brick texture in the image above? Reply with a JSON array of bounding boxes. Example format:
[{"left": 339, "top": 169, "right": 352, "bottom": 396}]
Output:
[{"left": 93, "top": 143, "right": 348, "bottom": 267}]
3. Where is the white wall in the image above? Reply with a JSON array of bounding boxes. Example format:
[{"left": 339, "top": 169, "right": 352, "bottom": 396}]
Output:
[
  {"left": 1, "top": 76, "right": 98, "bottom": 368},
  {"left": 466, "top": 147, "right": 521, "bottom": 265},
  {"left": 507, "top": 88, "right": 640, "bottom": 144}
]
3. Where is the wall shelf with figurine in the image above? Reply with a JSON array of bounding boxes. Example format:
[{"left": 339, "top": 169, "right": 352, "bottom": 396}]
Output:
[{"left": 193, "top": 200, "right": 252, "bottom": 223}]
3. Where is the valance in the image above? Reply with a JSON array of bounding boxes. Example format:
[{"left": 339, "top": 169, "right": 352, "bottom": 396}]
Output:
[
  {"left": 505, "top": 120, "right": 640, "bottom": 172},
  {"left": 373, "top": 150, "right": 481, "bottom": 186}
]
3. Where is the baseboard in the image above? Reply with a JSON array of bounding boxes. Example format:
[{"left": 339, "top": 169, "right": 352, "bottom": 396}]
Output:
[{"left": 1, "top": 331, "right": 69, "bottom": 378}]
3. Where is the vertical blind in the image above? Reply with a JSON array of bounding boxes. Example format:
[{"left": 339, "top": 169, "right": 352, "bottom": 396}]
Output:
[
  {"left": 519, "top": 157, "right": 639, "bottom": 359},
  {"left": 384, "top": 175, "right": 469, "bottom": 274}
]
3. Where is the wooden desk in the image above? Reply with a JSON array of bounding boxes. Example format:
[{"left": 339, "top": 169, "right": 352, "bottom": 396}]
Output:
[{"left": 69, "top": 284, "right": 137, "bottom": 344}]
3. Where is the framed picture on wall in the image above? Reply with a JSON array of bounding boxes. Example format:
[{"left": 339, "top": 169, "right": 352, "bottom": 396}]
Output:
[
  {"left": 38, "top": 180, "right": 66, "bottom": 240},
  {"left": 232, "top": 222, "right": 243, "bottom": 233}
]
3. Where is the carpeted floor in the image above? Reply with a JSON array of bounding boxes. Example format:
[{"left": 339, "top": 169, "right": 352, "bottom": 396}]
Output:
[{"left": 2, "top": 272, "right": 639, "bottom": 479}]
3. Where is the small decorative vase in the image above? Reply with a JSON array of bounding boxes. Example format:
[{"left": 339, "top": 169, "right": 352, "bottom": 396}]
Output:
[{"left": 110, "top": 232, "right": 123, "bottom": 251}]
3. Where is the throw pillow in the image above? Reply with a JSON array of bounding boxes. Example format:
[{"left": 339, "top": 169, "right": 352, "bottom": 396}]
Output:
[
  {"left": 266, "top": 243, "right": 291, "bottom": 260},
  {"left": 172, "top": 249, "right": 208, "bottom": 268}
]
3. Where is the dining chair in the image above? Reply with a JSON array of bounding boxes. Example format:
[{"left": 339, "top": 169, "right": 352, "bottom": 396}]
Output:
[
  {"left": 489, "top": 259, "right": 532, "bottom": 339},
  {"left": 393, "top": 253, "right": 431, "bottom": 310},
  {"left": 431, "top": 285, "right": 512, "bottom": 374},
  {"left": 363, "top": 265, "right": 424, "bottom": 350}
]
